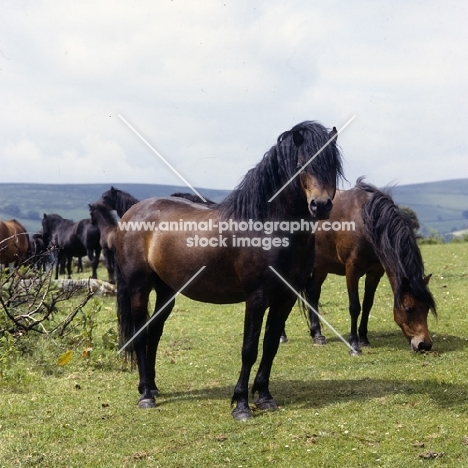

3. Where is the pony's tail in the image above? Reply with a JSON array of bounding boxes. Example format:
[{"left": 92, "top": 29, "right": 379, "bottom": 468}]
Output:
[{"left": 115, "top": 259, "right": 134, "bottom": 360}]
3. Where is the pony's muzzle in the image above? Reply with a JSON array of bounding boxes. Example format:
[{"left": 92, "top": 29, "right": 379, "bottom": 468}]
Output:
[
  {"left": 411, "top": 337, "right": 433, "bottom": 352},
  {"left": 309, "top": 198, "right": 333, "bottom": 220}
]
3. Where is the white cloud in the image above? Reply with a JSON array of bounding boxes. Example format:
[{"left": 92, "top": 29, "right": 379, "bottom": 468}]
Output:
[{"left": 1, "top": 0, "right": 467, "bottom": 189}]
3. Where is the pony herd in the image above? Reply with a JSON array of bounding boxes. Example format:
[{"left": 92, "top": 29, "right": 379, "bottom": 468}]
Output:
[
  {"left": 0, "top": 121, "right": 436, "bottom": 420},
  {"left": 0, "top": 192, "right": 207, "bottom": 283}
]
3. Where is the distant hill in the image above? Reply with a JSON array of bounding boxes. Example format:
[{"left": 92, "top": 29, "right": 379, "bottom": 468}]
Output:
[
  {"left": 0, "top": 183, "right": 230, "bottom": 234},
  {"left": 390, "top": 178, "right": 468, "bottom": 236},
  {"left": 0, "top": 179, "right": 467, "bottom": 237}
]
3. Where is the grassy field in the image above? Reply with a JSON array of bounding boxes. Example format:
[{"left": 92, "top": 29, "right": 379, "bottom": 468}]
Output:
[{"left": 0, "top": 242, "right": 467, "bottom": 467}]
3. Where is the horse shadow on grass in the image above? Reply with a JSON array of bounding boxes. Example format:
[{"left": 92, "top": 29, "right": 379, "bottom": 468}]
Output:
[
  {"left": 323, "top": 330, "right": 468, "bottom": 353},
  {"left": 153, "top": 333, "right": 468, "bottom": 414},
  {"left": 155, "top": 376, "right": 468, "bottom": 413}
]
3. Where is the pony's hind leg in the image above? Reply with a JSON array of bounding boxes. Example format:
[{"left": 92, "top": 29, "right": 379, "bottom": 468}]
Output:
[
  {"left": 88, "top": 247, "right": 100, "bottom": 279},
  {"left": 117, "top": 267, "right": 158, "bottom": 409},
  {"left": 145, "top": 280, "right": 176, "bottom": 397},
  {"left": 307, "top": 270, "right": 328, "bottom": 345}
]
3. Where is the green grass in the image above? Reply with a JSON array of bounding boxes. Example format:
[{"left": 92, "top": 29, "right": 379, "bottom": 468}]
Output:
[{"left": 1, "top": 243, "right": 468, "bottom": 467}]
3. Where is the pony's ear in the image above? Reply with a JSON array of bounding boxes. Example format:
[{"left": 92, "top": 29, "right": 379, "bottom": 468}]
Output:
[
  {"left": 43, "top": 213, "right": 47, "bottom": 219},
  {"left": 424, "top": 274, "right": 432, "bottom": 285},
  {"left": 329, "top": 126, "right": 338, "bottom": 141},
  {"left": 293, "top": 131, "right": 304, "bottom": 147},
  {"left": 297, "top": 150, "right": 306, "bottom": 168},
  {"left": 111, "top": 186, "right": 116, "bottom": 192}
]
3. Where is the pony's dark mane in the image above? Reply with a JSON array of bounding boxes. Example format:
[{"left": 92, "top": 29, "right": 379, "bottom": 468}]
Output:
[
  {"left": 101, "top": 187, "right": 140, "bottom": 217},
  {"left": 90, "top": 202, "right": 118, "bottom": 226},
  {"left": 171, "top": 192, "right": 216, "bottom": 205},
  {"left": 358, "top": 178, "right": 436, "bottom": 315},
  {"left": 43, "top": 213, "right": 74, "bottom": 226},
  {"left": 218, "top": 121, "right": 344, "bottom": 221}
]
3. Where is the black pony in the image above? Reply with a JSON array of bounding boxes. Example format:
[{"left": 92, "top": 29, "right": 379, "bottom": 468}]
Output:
[
  {"left": 89, "top": 202, "right": 118, "bottom": 284},
  {"left": 42, "top": 214, "right": 101, "bottom": 280},
  {"left": 30, "top": 231, "right": 54, "bottom": 272},
  {"left": 115, "top": 121, "right": 343, "bottom": 420}
]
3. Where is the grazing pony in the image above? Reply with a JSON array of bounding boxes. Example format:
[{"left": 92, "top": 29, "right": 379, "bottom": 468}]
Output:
[
  {"left": 294, "top": 178, "right": 436, "bottom": 353},
  {"left": 115, "top": 121, "right": 343, "bottom": 420},
  {"left": 0, "top": 219, "right": 30, "bottom": 268},
  {"left": 89, "top": 202, "right": 118, "bottom": 284},
  {"left": 42, "top": 214, "right": 101, "bottom": 280}
]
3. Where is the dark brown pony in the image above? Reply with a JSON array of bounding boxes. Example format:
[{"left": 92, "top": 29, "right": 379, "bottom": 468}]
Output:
[
  {"left": 89, "top": 202, "right": 118, "bottom": 284},
  {"left": 0, "top": 219, "right": 30, "bottom": 268},
  {"left": 115, "top": 121, "right": 343, "bottom": 420},
  {"left": 299, "top": 178, "right": 436, "bottom": 353}
]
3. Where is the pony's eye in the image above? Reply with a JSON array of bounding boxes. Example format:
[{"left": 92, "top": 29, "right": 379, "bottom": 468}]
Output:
[{"left": 404, "top": 306, "right": 412, "bottom": 313}]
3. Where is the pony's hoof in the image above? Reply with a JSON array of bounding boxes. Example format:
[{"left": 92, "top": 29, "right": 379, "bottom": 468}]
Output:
[
  {"left": 359, "top": 340, "right": 370, "bottom": 348},
  {"left": 349, "top": 348, "right": 362, "bottom": 357},
  {"left": 255, "top": 398, "right": 278, "bottom": 411},
  {"left": 279, "top": 335, "right": 288, "bottom": 344},
  {"left": 312, "top": 335, "right": 327, "bottom": 345},
  {"left": 151, "top": 388, "right": 159, "bottom": 397},
  {"left": 232, "top": 407, "right": 253, "bottom": 421},
  {"left": 138, "top": 397, "right": 156, "bottom": 409}
]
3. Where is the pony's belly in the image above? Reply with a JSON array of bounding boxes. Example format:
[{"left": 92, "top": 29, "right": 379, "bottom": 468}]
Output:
[{"left": 182, "top": 288, "right": 246, "bottom": 304}]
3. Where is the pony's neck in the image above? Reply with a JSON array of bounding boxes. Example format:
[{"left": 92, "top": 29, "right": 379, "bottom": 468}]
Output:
[
  {"left": 117, "top": 195, "right": 139, "bottom": 217},
  {"left": 95, "top": 210, "right": 116, "bottom": 228}
]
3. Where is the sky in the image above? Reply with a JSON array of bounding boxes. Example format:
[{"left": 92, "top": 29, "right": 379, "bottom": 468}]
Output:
[{"left": 1, "top": 1, "right": 467, "bottom": 192}]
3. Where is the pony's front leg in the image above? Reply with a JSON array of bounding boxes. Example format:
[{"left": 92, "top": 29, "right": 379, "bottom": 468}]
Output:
[
  {"left": 66, "top": 256, "right": 73, "bottom": 279},
  {"left": 88, "top": 248, "right": 100, "bottom": 279},
  {"left": 307, "top": 271, "right": 328, "bottom": 345},
  {"left": 359, "top": 268, "right": 384, "bottom": 347},
  {"left": 231, "top": 291, "right": 268, "bottom": 421},
  {"left": 252, "top": 295, "right": 296, "bottom": 411}
]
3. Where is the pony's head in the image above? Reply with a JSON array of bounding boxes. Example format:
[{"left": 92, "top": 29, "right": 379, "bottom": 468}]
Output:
[
  {"left": 278, "top": 122, "right": 343, "bottom": 220},
  {"left": 99, "top": 186, "right": 119, "bottom": 209},
  {"left": 393, "top": 274, "right": 436, "bottom": 352},
  {"left": 89, "top": 203, "right": 98, "bottom": 226},
  {"left": 218, "top": 121, "right": 343, "bottom": 222},
  {"left": 42, "top": 213, "right": 63, "bottom": 247}
]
